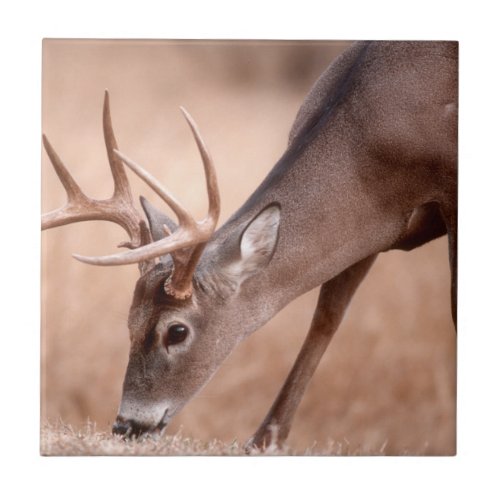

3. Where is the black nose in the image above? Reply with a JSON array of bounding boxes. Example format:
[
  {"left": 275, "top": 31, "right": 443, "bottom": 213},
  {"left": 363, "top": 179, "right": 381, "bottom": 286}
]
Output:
[
  {"left": 112, "top": 417, "right": 152, "bottom": 437},
  {"left": 112, "top": 419, "right": 132, "bottom": 436}
]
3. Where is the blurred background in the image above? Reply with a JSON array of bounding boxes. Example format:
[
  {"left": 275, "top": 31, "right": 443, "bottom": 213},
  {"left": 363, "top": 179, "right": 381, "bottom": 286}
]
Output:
[{"left": 41, "top": 40, "right": 456, "bottom": 455}]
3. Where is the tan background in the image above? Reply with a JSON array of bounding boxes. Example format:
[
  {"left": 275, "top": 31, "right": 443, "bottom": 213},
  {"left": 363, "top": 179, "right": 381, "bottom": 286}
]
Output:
[{"left": 41, "top": 40, "right": 456, "bottom": 455}]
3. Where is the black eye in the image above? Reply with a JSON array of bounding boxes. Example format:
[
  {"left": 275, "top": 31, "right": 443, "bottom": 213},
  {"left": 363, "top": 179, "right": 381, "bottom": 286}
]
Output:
[{"left": 163, "top": 323, "right": 189, "bottom": 351}]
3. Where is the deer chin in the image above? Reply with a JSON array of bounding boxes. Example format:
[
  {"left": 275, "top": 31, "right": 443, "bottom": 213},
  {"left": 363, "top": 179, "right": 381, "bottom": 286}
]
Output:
[{"left": 112, "top": 405, "right": 174, "bottom": 438}]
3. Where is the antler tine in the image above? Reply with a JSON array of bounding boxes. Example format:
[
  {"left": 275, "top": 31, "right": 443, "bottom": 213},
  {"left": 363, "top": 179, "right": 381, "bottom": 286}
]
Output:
[
  {"left": 113, "top": 149, "right": 195, "bottom": 229},
  {"left": 180, "top": 107, "right": 220, "bottom": 228},
  {"left": 41, "top": 135, "right": 88, "bottom": 230},
  {"left": 103, "top": 90, "right": 133, "bottom": 202},
  {"left": 42, "top": 135, "right": 85, "bottom": 203}
]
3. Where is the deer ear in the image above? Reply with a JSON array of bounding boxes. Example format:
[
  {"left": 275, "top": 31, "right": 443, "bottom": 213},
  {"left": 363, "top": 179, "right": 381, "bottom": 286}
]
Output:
[
  {"left": 239, "top": 203, "right": 281, "bottom": 271},
  {"left": 140, "top": 196, "right": 178, "bottom": 242},
  {"left": 221, "top": 204, "right": 281, "bottom": 287}
]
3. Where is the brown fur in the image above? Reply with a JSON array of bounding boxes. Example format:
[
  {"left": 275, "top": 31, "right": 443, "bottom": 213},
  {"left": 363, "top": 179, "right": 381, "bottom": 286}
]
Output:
[
  {"left": 43, "top": 41, "right": 457, "bottom": 446},
  {"left": 114, "top": 41, "right": 457, "bottom": 445}
]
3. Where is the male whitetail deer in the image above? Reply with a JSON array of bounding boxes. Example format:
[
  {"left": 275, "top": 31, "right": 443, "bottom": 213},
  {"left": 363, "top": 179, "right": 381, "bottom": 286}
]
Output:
[{"left": 42, "top": 41, "right": 457, "bottom": 449}]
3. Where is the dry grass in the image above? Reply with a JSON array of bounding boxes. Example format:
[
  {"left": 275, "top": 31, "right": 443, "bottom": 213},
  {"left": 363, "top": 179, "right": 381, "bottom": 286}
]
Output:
[
  {"left": 42, "top": 421, "right": 248, "bottom": 456},
  {"left": 41, "top": 420, "right": 401, "bottom": 456},
  {"left": 41, "top": 40, "right": 456, "bottom": 456}
]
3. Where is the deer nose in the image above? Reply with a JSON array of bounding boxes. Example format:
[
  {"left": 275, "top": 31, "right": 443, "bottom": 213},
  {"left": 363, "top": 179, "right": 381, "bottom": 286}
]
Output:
[
  {"left": 112, "top": 417, "right": 133, "bottom": 436},
  {"left": 112, "top": 416, "right": 154, "bottom": 437}
]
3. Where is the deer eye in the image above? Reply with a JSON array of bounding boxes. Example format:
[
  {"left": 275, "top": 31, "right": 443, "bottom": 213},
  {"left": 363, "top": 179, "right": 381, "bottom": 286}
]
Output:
[{"left": 163, "top": 323, "right": 189, "bottom": 351}]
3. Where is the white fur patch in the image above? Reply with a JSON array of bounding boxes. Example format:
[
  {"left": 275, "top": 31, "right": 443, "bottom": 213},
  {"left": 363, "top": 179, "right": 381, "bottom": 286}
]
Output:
[
  {"left": 234, "top": 205, "right": 281, "bottom": 281},
  {"left": 241, "top": 206, "right": 280, "bottom": 263},
  {"left": 219, "top": 205, "right": 281, "bottom": 289}
]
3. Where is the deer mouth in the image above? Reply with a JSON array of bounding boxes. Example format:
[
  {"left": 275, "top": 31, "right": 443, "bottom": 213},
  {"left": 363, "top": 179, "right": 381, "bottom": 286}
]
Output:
[{"left": 112, "top": 407, "right": 172, "bottom": 438}]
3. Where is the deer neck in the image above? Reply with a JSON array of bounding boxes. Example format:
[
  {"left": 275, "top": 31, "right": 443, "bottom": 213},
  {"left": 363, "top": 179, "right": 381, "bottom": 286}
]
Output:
[
  {"left": 199, "top": 40, "right": 456, "bottom": 337},
  {"left": 202, "top": 131, "right": 411, "bottom": 337}
]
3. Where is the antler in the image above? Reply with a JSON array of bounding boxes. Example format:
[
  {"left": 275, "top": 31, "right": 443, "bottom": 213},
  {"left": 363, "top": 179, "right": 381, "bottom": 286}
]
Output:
[
  {"left": 72, "top": 107, "right": 221, "bottom": 300},
  {"left": 42, "top": 92, "right": 219, "bottom": 299},
  {"left": 42, "top": 91, "right": 149, "bottom": 257}
]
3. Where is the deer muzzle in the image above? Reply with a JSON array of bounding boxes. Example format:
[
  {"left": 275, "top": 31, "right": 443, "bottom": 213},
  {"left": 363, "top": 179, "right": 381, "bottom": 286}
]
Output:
[{"left": 112, "top": 406, "right": 171, "bottom": 438}]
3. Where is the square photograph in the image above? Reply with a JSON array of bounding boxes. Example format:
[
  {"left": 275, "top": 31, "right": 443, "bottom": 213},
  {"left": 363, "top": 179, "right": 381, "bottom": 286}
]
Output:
[{"left": 41, "top": 39, "right": 457, "bottom": 456}]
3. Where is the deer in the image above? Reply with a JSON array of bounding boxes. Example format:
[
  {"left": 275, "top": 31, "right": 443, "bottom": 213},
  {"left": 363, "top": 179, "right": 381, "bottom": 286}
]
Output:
[{"left": 41, "top": 41, "right": 457, "bottom": 450}]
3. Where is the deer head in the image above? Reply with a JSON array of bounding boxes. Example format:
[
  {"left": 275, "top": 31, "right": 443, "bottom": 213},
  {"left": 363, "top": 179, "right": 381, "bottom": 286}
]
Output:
[{"left": 42, "top": 92, "right": 281, "bottom": 437}]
